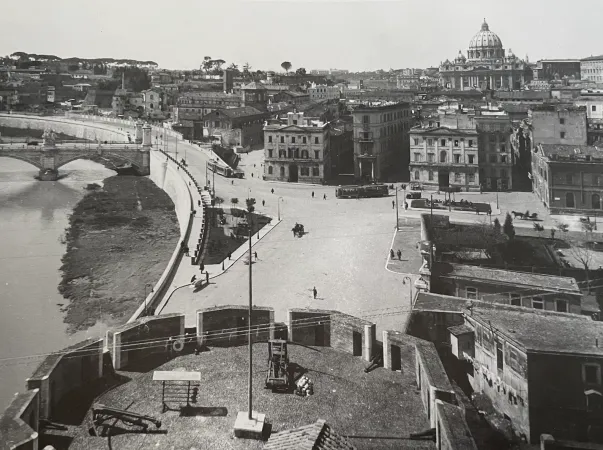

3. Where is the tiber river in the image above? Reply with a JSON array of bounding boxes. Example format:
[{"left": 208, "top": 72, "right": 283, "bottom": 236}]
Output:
[{"left": 0, "top": 158, "right": 116, "bottom": 410}]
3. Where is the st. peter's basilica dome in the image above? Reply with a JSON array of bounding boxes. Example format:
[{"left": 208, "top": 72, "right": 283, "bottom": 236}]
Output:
[{"left": 467, "top": 19, "right": 505, "bottom": 61}]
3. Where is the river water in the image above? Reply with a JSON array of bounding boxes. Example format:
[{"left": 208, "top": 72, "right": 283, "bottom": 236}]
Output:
[{"left": 0, "top": 158, "right": 115, "bottom": 410}]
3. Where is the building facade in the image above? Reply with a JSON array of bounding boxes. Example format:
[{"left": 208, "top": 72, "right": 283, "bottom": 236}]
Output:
[
  {"left": 452, "top": 306, "right": 603, "bottom": 444},
  {"left": 408, "top": 126, "right": 480, "bottom": 191},
  {"left": 263, "top": 112, "right": 330, "bottom": 184},
  {"left": 439, "top": 20, "right": 532, "bottom": 91},
  {"left": 202, "top": 106, "right": 267, "bottom": 147},
  {"left": 533, "top": 59, "right": 581, "bottom": 82},
  {"left": 352, "top": 101, "right": 412, "bottom": 182},
  {"left": 475, "top": 115, "right": 513, "bottom": 191},
  {"left": 308, "top": 84, "right": 340, "bottom": 101},
  {"left": 532, "top": 143, "right": 603, "bottom": 214},
  {"left": 581, "top": 55, "right": 603, "bottom": 83},
  {"left": 530, "top": 104, "right": 588, "bottom": 146}
]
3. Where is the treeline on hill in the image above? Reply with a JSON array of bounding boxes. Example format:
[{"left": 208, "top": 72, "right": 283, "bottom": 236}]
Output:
[{"left": 5, "top": 52, "right": 157, "bottom": 72}]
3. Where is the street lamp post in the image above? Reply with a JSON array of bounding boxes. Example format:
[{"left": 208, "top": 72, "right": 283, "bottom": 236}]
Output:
[
  {"left": 247, "top": 203, "right": 254, "bottom": 420},
  {"left": 403, "top": 276, "right": 413, "bottom": 306},
  {"left": 278, "top": 197, "right": 283, "bottom": 221},
  {"left": 395, "top": 187, "right": 399, "bottom": 231}
]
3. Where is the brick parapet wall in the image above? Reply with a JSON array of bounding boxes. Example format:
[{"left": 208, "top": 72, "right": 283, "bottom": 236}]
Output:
[
  {"left": 435, "top": 400, "right": 478, "bottom": 450},
  {"left": 0, "top": 389, "right": 39, "bottom": 450}
]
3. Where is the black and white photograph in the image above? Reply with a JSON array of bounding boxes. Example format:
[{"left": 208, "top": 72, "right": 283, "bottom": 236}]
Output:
[{"left": 1, "top": 1, "right": 603, "bottom": 449}]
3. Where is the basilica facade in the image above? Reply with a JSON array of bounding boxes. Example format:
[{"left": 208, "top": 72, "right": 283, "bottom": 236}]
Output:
[{"left": 439, "top": 20, "right": 532, "bottom": 91}]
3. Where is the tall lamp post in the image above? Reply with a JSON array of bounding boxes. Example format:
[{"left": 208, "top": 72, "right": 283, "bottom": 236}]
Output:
[
  {"left": 278, "top": 197, "right": 283, "bottom": 221},
  {"left": 403, "top": 276, "right": 413, "bottom": 306},
  {"left": 246, "top": 199, "right": 255, "bottom": 420},
  {"left": 395, "top": 187, "right": 399, "bottom": 231}
]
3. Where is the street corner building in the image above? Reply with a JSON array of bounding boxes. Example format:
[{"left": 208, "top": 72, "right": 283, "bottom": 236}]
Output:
[{"left": 263, "top": 111, "right": 331, "bottom": 184}]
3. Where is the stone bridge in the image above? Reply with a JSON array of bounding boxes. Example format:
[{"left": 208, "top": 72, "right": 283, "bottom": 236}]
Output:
[{"left": 0, "top": 120, "right": 153, "bottom": 181}]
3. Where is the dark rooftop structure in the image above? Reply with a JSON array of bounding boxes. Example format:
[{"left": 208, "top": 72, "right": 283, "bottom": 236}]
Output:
[
  {"left": 205, "top": 106, "right": 265, "bottom": 119},
  {"left": 581, "top": 55, "right": 603, "bottom": 61},
  {"left": 265, "top": 419, "right": 356, "bottom": 450}
]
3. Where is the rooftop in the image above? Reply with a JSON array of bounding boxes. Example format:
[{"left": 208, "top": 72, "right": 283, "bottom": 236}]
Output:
[
  {"left": 208, "top": 106, "right": 265, "bottom": 119},
  {"left": 537, "top": 143, "right": 603, "bottom": 161},
  {"left": 581, "top": 55, "right": 603, "bottom": 62},
  {"left": 409, "top": 126, "right": 477, "bottom": 136},
  {"left": 435, "top": 262, "right": 581, "bottom": 293},
  {"left": 57, "top": 343, "right": 432, "bottom": 450},
  {"left": 265, "top": 420, "right": 356, "bottom": 450},
  {"left": 468, "top": 304, "right": 603, "bottom": 356}
]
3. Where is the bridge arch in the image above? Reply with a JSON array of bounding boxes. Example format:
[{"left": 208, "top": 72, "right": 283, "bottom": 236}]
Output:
[
  {"left": 0, "top": 154, "right": 43, "bottom": 170},
  {"left": 55, "top": 152, "right": 141, "bottom": 171}
]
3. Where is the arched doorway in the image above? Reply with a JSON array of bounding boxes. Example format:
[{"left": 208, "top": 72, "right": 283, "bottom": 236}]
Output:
[
  {"left": 593, "top": 194, "right": 601, "bottom": 210},
  {"left": 289, "top": 164, "right": 298, "bottom": 182},
  {"left": 566, "top": 192, "right": 575, "bottom": 208}
]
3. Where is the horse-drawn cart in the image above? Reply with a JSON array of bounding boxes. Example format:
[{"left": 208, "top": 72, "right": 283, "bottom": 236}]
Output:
[{"left": 265, "top": 339, "right": 291, "bottom": 392}]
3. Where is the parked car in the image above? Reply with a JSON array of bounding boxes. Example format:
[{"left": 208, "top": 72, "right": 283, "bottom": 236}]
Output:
[
  {"left": 409, "top": 183, "right": 422, "bottom": 190},
  {"left": 406, "top": 191, "right": 421, "bottom": 200},
  {"left": 27, "top": 141, "right": 39, "bottom": 146}
]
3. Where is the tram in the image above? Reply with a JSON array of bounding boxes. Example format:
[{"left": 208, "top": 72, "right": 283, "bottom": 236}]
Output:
[
  {"left": 335, "top": 184, "right": 389, "bottom": 199},
  {"left": 207, "top": 160, "right": 244, "bottom": 178}
]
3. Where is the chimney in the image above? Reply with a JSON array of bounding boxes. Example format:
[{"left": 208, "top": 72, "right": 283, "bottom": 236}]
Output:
[{"left": 121, "top": 71, "right": 125, "bottom": 90}]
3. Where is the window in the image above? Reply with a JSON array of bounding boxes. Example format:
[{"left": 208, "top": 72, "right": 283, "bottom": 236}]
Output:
[
  {"left": 268, "top": 166, "right": 273, "bottom": 174},
  {"left": 560, "top": 118, "right": 565, "bottom": 125},
  {"left": 300, "top": 167, "right": 309, "bottom": 176},
  {"left": 268, "top": 135, "right": 273, "bottom": 143},
  {"left": 586, "top": 391, "right": 603, "bottom": 411},
  {"left": 566, "top": 173, "right": 573, "bottom": 185},
  {"left": 454, "top": 154, "right": 461, "bottom": 163},
  {"left": 566, "top": 192, "right": 575, "bottom": 208},
  {"left": 314, "top": 150, "right": 320, "bottom": 159},
  {"left": 427, "top": 139, "right": 433, "bottom": 146},
  {"left": 280, "top": 136, "right": 285, "bottom": 143},
  {"left": 268, "top": 149, "right": 273, "bottom": 158},
  {"left": 291, "top": 137, "right": 296, "bottom": 143},
  {"left": 280, "top": 166, "right": 285, "bottom": 177},
  {"left": 414, "top": 152, "right": 421, "bottom": 162},
  {"left": 314, "top": 137, "right": 319, "bottom": 144},
  {"left": 413, "top": 138, "right": 419, "bottom": 145},
  {"left": 428, "top": 153, "right": 435, "bottom": 162},
  {"left": 468, "top": 155, "right": 475, "bottom": 164},
  {"left": 440, "top": 151, "right": 447, "bottom": 163},
  {"left": 468, "top": 173, "right": 475, "bottom": 183},
  {"left": 293, "top": 120, "right": 298, "bottom": 125},
  {"left": 440, "top": 139, "right": 446, "bottom": 147},
  {"left": 468, "top": 139, "right": 473, "bottom": 147},
  {"left": 454, "top": 140, "right": 459, "bottom": 147},
  {"left": 556, "top": 300, "right": 568, "bottom": 313},
  {"left": 466, "top": 287, "right": 478, "bottom": 299},
  {"left": 428, "top": 170, "right": 434, "bottom": 181},
  {"left": 532, "top": 297, "right": 544, "bottom": 310},
  {"left": 414, "top": 171, "right": 420, "bottom": 180},
  {"left": 312, "top": 167, "right": 319, "bottom": 176},
  {"left": 501, "top": 155, "right": 507, "bottom": 163},
  {"left": 500, "top": 145, "right": 506, "bottom": 153},
  {"left": 363, "top": 115, "right": 370, "bottom": 124},
  {"left": 510, "top": 293, "right": 521, "bottom": 306},
  {"left": 593, "top": 105, "right": 597, "bottom": 112},
  {"left": 560, "top": 131, "right": 566, "bottom": 139},
  {"left": 301, "top": 150, "right": 308, "bottom": 158},
  {"left": 455, "top": 172, "right": 461, "bottom": 182},
  {"left": 584, "top": 364, "right": 602, "bottom": 385}
]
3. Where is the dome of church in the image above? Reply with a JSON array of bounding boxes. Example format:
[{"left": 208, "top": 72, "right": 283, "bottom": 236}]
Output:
[{"left": 467, "top": 20, "right": 504, "bottom": 61}]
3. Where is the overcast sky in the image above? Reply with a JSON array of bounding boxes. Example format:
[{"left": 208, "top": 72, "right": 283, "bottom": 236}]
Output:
[{"left": 2, "top": 0, "right": 602, "bottom": 71}]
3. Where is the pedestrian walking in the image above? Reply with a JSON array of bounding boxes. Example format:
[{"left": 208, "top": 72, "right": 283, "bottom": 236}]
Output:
[
  {"left": 231, "top": 180, "right": 234, "bottom": 185},
  {"left": 252, "top": 173, "right": 254, "bottom": 177},
  {"left": 190, "top": 275, "right": 197, "bottom": 284},
  {"left": 312, "top": 191, "right": 315, "bottom": 198},
  {"left": 404, "top": 202, "right": 408, "bottom": 211},
  {"left": 323, "top": 194, "right": 327, "bottom": 200},
  {"left": 227, "top": 252, "right": 232, "bottom": 260},
  {"left": 390, "top": 249, "right": 395, "bottom": 259},
  {"left": 198, "top": 200, "right": 201, "bottom": 207},
  {"left": 397, "top": 249, "right": 402, "bottom": 260},
  {"left": 185, "top": 246, "right": 190, "bottom": 256},
  {"left": 200, "top": 262, "right": 205, "bottom": 272},
  {"left": 313, "top": 287, "right": 317, "bottom": 299},
  {"left": 262, "top": 200, "right": 265, "bottom": 206},
  {"left": 205, "top": 271, "right": 209, "bottom": 285},
  {"left": 254, "top": 251, "right": 258, "bottom": 260},
  {"left": 271, "top": 188, "right": 274, "bottom": 194},
  {"left": 392, "top": 200, "right": 395, "bottom": 209}
]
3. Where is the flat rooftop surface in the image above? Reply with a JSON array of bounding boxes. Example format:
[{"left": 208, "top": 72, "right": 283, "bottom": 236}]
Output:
[{"left": 49, "top": 343, "right": 434, "bottom": 450}]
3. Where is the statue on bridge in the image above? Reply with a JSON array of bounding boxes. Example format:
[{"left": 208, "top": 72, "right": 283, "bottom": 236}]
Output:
[{"left": 42, "top": 128, "right": 57, "bottom": 147}]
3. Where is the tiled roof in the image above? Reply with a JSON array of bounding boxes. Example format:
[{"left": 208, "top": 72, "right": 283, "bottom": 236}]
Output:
[
  {"left": 469, "top": 304, "right": 603, "bottom": 356},
  {"left": 539, "top": 143, "right": 603, "bottom": 160},
  {"left": 265, "top": 420, "right": 355, "bottom": 450},
  {"left": 435, "top": 262, "right": 581, "bottom": 293},
  {"left": 241, "top": 81, "right": 267, "bottom": 90}
]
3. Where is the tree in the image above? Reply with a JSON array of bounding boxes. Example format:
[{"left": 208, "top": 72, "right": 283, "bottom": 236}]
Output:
[
  {"left": 281, "top": 61, "right": 292, "bottom": 74},
  {"left": 568, "top": 240, "right": 594, "bottom": 292},
  {"left": 493, "top": 218, "right": 501, "bottom": 234},
  {"left": 295, "top": 67, "right": 306, "bottom": 75},
  {"left": 212, "top": 59, "right": 225, "bottom": 75},
  {"left": 503, "top": 213, "right": 515, "bottom": 240},
  {"left": 246, "top": 198, "right": 256, "bottom": 214},
  {"left": 202, "top": 56, "right": 212, "bottom": 74},
  {"left": 231, "top": 198, "right": 239, "bottom": 206},
  {"left": 242, "top": 62, "right": 251, "bottom": 81}
]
